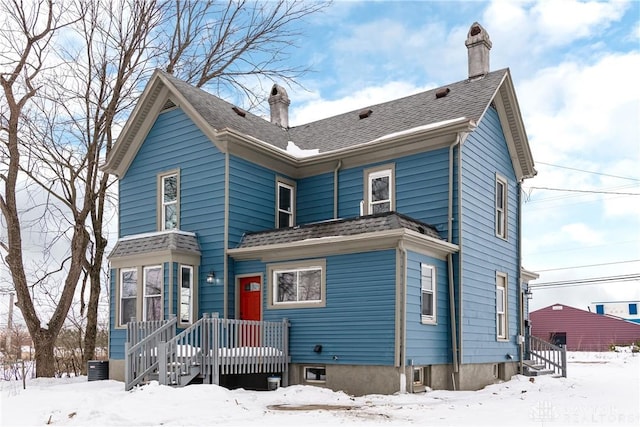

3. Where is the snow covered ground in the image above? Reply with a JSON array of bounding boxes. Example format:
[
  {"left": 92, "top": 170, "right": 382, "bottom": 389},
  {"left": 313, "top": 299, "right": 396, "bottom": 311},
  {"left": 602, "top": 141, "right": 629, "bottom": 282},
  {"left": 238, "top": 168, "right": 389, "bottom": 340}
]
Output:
[{"left": 1, "top": 350, "right": 638, "bottom": 426}]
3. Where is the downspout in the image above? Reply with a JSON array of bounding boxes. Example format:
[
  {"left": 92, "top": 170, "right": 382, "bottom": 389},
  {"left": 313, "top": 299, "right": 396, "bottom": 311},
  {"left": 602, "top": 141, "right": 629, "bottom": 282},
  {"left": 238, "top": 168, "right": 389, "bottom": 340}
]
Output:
[
  {"left": 448, "top": 135, "right": 461, "bottom": 388},
  {"left": 333, "top": 160, "right": 342, "bottom": 219},
  {"left": 223, "top": 152, "right": 230, "bottom": 318},
  {"left": 398, "top": 240, "right": 407, "bottom": 393},
  {"left": 456, "top": 133, "right": 465, "bottom": 381},
  {"left": 517, "top": 180, "right": 524, "bottom": 375}
]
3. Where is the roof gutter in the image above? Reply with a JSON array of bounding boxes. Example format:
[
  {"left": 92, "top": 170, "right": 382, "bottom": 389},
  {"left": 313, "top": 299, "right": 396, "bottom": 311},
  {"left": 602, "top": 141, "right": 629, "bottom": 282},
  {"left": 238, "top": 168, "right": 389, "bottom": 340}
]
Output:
[{"left": 227, "top": 229, "right": 458, "bottom": 262}]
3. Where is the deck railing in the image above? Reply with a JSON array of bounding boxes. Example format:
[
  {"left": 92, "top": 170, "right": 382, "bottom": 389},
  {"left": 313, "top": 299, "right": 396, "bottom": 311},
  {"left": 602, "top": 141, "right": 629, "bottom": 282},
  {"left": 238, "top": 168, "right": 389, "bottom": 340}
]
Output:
[
  {"left": 126, "top": 313, "right": 289, "bottom": 390},
  {"left": 125, "top": 316, "right": 178, "bottom": 390},
  {"left": 527, "top": 334, "right": 567, "bottom": 377}
]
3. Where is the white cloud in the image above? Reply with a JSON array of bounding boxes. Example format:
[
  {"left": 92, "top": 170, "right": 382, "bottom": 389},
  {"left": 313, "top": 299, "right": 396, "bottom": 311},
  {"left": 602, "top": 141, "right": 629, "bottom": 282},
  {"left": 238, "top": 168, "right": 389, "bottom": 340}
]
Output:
[
  {"left": 289, "top": 81, "right": 434, "bottom": 126},
  {"left": 560, "top": 222, "right": 604, "bottom": 246},
  {"left": 484, "top": 0, "right": 629, "bottom": 52},
  {"left": 520, "top": 51, "right": 640, "bottom": 160}
]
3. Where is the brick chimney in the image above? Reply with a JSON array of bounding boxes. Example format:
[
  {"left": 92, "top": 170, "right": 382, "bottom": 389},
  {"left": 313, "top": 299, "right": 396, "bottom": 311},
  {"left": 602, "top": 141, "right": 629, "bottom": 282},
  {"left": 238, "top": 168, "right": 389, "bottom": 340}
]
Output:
[
  {"left": 268, "top": 84, "right": 290, "bottom": 128},
  {"left": 465, "top": 22, "right": 492, "bottom": 79}
]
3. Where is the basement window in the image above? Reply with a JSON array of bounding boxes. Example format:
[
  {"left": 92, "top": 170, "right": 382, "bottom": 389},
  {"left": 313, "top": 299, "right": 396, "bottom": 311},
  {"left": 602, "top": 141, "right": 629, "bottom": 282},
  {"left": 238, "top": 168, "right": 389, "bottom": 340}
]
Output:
[{"left": 304, "top": 366, "right": 326, "bottom": 383}]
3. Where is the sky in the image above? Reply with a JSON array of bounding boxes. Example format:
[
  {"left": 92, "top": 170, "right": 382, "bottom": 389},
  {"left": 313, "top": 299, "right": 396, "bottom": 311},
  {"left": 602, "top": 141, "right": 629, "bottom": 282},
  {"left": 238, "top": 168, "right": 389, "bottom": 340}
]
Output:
[
  {"left": 1, "top": 0, "right": 639, "bottom": 326},
  {"left": 1, "top": 349, "right": 638, "bottom": 426},
  {"left": 272, "top": 0, "right": 640, "bottom": 312}
]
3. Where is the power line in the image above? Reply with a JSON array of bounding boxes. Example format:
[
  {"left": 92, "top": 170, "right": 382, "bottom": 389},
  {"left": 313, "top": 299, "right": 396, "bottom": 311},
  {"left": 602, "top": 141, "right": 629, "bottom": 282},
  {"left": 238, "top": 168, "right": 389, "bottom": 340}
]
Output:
[
  {"left": 529, "top": 273, "right": 640, "bottom": 289},
  {"left": 537, "top": 162, "right": 640, "bottom": 182},
  {"left": 534, "top": 259, "right": 640, "bottom": 273},
  {"left": 526, "top": 186, "right": 640, "bottom": 196}
]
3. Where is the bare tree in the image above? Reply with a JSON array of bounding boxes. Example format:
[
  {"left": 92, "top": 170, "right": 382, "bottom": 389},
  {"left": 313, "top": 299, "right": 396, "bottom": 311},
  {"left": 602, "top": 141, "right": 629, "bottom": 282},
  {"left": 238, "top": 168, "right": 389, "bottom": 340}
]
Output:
[
  {"left": 0, "top": 0, "right": 83, "bottom": 378},
  {"left": 1, "top": 0, "right": 328, "bottom": 377}
]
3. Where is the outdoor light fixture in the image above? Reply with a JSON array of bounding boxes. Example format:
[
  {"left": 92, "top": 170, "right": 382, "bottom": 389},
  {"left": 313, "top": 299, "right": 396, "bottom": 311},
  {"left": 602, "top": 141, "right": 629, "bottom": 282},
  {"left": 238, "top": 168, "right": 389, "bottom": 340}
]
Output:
[
  {"left": 313, "top": 345, "right": 323, "bottom": 353},
  {"left": 206, "top": 271, "right": 216, "bottom": 283}
]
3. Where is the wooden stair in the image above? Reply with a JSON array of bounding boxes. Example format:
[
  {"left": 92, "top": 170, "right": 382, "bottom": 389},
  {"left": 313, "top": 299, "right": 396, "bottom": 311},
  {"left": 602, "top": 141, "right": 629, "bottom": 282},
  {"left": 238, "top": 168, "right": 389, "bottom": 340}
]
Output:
[{"left": 522, "top": 359, "right": 555, "bottom": 377}]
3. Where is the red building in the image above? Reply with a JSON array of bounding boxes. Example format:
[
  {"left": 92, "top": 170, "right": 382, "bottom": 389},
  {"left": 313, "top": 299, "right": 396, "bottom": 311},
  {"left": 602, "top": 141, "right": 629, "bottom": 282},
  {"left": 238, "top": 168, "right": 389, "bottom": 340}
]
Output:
[{"left": 530, "top": 303, "right": 640, "bottom": 351}]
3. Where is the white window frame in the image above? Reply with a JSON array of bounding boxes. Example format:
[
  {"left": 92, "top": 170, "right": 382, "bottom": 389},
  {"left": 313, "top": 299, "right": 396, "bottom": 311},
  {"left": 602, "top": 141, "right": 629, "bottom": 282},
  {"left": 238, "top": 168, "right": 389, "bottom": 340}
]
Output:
[
  {"left": 421, "top": 264, "right": 437, "bottom": 324},
  {"left": 495, "top": 174, "right": 507, "bottom": 239},
  {"left": 143, "top": 265, "right": 163, "bottom": 321},
  {"left": 179, "top": 265, "right": 194, "bottom": 325},
  {"left": 267, "top": 260, "right": 326, "bottom": 309},
  {"left": 412, "top": 367, "right": 424, "bottom": 386},
  {"left": 364, "top": 164, "right": 394, "bottom": 215},
  {"left": 119, "top": 268, "right": 138, "bottom": 326},
  {"left": 303, "top": 366, "right": 326, "bottom": 383},
  {"left": 276, "top": 179, "right": 295, "bottom": 228},
  {"left": 496, "top": 272, "right": 508, "bottom": 340},
  {"left": 159, "top": 171, "right": 179, "bottom": 231}
]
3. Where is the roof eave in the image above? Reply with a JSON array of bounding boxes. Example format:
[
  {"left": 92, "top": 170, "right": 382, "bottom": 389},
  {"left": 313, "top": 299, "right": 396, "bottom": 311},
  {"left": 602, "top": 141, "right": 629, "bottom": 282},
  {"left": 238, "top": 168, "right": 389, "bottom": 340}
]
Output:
[
  {"left": 491, "top": 71, "right": 537, "bottom": 181},
  {"left": 218, "top": 118, "right": 476, "bottom": 179},
  {"left": 227, "top": 229, "right": 459, "bottom": 262}
]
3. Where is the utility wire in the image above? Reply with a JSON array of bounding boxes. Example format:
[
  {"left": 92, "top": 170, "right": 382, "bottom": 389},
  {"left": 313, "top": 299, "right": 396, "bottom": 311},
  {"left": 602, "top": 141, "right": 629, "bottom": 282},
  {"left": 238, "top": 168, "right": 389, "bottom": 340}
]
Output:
[
  {"left": 537, "top": 162, "right": 640, "bottom": 182},
  {"left": 529, "top": 273, "right": 640, "bottom": 289},
  {"left": 534, "top": 259, "right": 640, "bottom": 273},
  {"left": 526, "top": 186, "right": 640, "bottom": 196}
]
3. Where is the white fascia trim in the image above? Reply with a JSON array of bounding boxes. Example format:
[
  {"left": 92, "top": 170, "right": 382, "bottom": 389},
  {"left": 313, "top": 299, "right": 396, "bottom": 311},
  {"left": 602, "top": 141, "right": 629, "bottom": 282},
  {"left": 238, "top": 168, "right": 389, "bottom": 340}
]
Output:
[
  {"left": 118, "top": 229, "right": 197, "bottom": 242},
  {"left": 227, "top": 229, "right": 459, "bottom": 261},
  {"left": 217, "top": 117, "right": 474, "bottom": 163}
]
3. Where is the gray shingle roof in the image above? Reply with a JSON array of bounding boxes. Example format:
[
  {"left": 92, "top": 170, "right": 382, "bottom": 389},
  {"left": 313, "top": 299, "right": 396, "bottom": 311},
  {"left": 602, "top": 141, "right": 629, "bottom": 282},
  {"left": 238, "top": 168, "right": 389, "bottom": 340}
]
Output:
[
  {"left": 109, "top": 231, "right": 201, "bottom": 259},
  {"left": 236, "top": 212, "right": 442, "bottom": 248},
  {"left": 163, "top": 69, "right": 508, "bottom": 153},
  {"left": 161, "top": 73, "right": 290, "bottom": 149}
]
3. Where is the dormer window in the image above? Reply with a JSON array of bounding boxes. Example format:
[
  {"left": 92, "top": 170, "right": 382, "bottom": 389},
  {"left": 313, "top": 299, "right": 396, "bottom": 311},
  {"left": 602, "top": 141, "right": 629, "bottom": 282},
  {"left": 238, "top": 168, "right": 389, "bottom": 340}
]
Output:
[
  {"left": 276, "top": 178, "right": 295, "bottom": 228},
  {"left": 364, "top": 164, "right": 395, "bottom": 215},
  {"left": 159, "top": 170, "right": 179, "bottom": 230}
]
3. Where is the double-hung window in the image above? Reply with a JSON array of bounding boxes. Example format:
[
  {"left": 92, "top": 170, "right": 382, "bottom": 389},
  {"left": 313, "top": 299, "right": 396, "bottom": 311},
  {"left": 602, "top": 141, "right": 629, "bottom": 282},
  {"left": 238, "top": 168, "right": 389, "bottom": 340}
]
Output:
[
  {"left": 143, "top": 266, "right": 163, "bottom": 321},
  {"left": 496, "top": 272, "right": 508, "bottom": 340},
  {"left": 276, "top": 179, "right": 295, "bottom": 228},
  {"left": 421, "top": 264, "right": 436, "bottom": 324},
  {"left": 495, "top": 174, "right": 507, "bottom": 239},
  {"left": 268, "top": 260, "right": 326, "bottom": 308},
  {"left": 365, "top": 165, "right": 394, "bottom": 215},
  {"left": 179, "top": 265, "right": 193, "bottom": 324},
  {"left": 160, "top": 171, "right": 179, "bottom": 230},
  {"left": 119, "top": 268, "right": 138, "bottom": 325}
]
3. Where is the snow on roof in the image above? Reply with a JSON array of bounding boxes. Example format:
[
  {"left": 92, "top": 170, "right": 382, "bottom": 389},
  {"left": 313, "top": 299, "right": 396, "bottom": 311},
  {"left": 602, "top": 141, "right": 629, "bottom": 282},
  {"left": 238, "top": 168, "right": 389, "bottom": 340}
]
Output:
[{"left": 285, "top": 141, "right": 319, "bottom": 158}]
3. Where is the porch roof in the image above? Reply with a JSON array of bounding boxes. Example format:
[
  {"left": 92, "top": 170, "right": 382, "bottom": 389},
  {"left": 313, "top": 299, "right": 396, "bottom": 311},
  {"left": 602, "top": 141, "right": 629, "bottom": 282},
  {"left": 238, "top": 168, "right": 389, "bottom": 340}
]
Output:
[{"left": 235, "top": 212, "right": 442, "bottom": 248}]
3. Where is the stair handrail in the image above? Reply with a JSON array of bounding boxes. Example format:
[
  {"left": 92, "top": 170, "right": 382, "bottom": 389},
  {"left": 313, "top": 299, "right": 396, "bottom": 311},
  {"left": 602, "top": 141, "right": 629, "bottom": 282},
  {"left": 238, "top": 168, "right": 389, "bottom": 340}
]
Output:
[
  {"left": 157, "top": 315, "right": 208, "bottom": 386},
  {"left": 125, "top": 316, "right": 177, "bottom": 391},
  {"left": 527, "top": 334, "right": 567, "bottom": 377}
]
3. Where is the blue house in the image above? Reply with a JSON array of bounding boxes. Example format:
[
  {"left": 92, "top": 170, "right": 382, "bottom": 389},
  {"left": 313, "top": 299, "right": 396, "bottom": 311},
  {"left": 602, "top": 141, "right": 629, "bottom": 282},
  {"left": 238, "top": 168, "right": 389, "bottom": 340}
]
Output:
[{"left": 103, "top": 23, "right": 538, "bottom": 395}]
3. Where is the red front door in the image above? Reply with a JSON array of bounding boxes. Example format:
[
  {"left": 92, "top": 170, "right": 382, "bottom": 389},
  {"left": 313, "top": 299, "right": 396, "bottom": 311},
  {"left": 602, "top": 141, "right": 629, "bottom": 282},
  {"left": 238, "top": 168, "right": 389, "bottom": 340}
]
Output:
[
  {"left": 239, "top": 276, "right": 262, "bottom": 346},
  {"left": 239, "top": 276, "right": 261, "bottom": 321}
]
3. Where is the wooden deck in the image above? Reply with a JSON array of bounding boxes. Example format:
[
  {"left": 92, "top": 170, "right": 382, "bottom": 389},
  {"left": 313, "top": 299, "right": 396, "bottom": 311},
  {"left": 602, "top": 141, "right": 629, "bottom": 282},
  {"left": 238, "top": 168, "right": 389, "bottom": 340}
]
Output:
[{"left": 125, "top": 314, "right": 290, "bottom": 390}]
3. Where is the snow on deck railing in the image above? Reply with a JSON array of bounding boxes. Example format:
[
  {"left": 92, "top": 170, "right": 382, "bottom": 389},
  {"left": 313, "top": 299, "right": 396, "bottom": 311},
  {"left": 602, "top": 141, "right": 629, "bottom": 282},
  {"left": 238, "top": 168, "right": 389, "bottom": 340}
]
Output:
[{"left": 527, "top": 335, "right": 567, "bottom": 377}]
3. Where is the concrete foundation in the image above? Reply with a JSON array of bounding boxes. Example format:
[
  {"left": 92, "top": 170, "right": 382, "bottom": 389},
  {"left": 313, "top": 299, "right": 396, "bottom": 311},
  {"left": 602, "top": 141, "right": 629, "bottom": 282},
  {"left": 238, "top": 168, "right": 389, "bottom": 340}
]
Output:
[
  {"left": 111, "top": 357, "right": 520, "bottom": 394},
  {"left": 108, "top": 359, "right": 125, "bottom": 382},
  {"left": 289, "top": 361, "right": 520, "bottom": 395}
]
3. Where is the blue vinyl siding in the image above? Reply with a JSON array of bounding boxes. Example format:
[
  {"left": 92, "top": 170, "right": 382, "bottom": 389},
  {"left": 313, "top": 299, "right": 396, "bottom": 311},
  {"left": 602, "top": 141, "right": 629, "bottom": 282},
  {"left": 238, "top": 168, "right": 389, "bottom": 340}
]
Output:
[
  {"left": 114, "top": 108, "right": 226, "bottom": 342},
  {"left": 460, "top": 107, "right": 520, "bottom": 363},
  {"left": 235, "top": 250, "right": 397, "bottom": 366},
  {"left": 109, "top": 270, "right": 126, "bottom": 359},
  {"left": 297, "top": 172, "right": 334, "bottom": 224},
  {"left": 336, "top": 150, "right": 451, "bottom": 237},
  {"left": 395, "top": 148, "right": 450, "bottom": 234},
  {"left": 228, "top": 156, "right": 278, "bottom": 247},
  {"left": 405, "top": 251, "right": 451, "bottom": 365}
]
